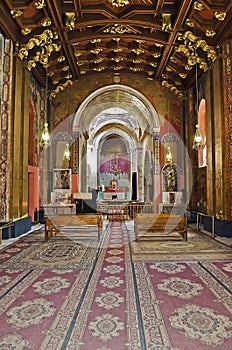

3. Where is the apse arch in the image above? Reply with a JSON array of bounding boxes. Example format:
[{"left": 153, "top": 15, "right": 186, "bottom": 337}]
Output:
[{"left": 73, "top": 84, "right": 160, "bottom": 135}]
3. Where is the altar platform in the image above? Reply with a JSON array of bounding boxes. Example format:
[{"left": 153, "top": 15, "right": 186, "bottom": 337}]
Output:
[{"left": 97, "top": 190, "right": 130, "bottom": 201}]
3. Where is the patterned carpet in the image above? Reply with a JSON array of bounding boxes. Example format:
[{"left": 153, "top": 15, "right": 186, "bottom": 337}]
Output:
[
  {"left": 0, "top": 221, "right": 232, "bottom": 349},
  {"left": 126, "top": 221, "right": 232, "bottom": 261}
]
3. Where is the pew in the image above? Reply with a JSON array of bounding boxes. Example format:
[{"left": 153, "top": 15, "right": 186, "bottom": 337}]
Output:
[
  {"left": 134, "top": 213, "right": 187, "bottom": 241},
  {"left": 45, "top": 218, "right": 60, "bottom": 241},
  {"left": 44, "top": 214, "right": 103, "bottom": 241}
]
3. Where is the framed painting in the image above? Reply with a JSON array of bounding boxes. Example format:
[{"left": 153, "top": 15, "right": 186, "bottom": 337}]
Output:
[{"left": 53, "top": 169, "right": 71, "bottom": 192}]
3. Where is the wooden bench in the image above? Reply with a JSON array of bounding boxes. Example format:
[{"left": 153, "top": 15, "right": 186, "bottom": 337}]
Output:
[
  {"left": 44, "top": 214, "right": 103, "bottom": 241},
  {"left": 45, "top": 218, "right": 60, "bottom": 241},
  {"left": 134, "top": 213, "right": 187, "bottom": 241}
]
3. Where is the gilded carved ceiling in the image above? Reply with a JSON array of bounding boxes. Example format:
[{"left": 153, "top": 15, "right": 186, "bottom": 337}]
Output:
[{"left": 0, "top": 0, "right": 232, "bottom": 100}]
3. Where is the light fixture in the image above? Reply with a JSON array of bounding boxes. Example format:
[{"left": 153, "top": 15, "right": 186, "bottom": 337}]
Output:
[
  {"left": 40, "top": 71, "right": 50, "bottom": 149},
  {"left": 110, "top": 154, "right": 122, "bottom": 177},
  {"left": 192, "top": 52, "right": 203, "bottom": 151},
  {"left": 165, "top": 146, "right": 173, "bottom": 163},
  {"left": 39, "top": 15, "right": 51, "bottom": 150},
  {"left": 164, "top": 78, "right": 173, "bottom": 164},
  {"left": 63, "top": 55, "right": 71, "bottom": 162},
  {"left": 192, "top": 124, "right": 203, "bottom": 149},
  {"left": 64, "top": 143, "right": 70, "bottom": 160},
  {"left": 40, "top": 122, "right": 50, "bottom": 148}
]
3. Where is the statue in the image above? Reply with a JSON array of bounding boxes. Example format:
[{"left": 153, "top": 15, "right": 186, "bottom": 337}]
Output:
[{"left": 163, "top": 160, "right": 178, "bottom": 192}]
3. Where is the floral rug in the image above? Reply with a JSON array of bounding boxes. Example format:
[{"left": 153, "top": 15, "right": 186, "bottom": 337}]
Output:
[
  {"left": 0, "top": 222, "right": 232, "bottom": 349},
  {"left": 126, "top": 221, "right": 232, "bottom": 261},
  {"left": 0, "top": 231, "right": 98, "bottom": 270}
]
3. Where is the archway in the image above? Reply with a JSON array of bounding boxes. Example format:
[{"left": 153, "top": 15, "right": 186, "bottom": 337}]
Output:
[{"left": 73, "top": 85, "right": 160, "bottom": 201}]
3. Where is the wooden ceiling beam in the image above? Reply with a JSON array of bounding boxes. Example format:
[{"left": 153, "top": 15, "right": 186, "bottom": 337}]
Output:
[
  {"left": 47, "top": 0, "right": 80, "bottom": 81},
  {"left": 155, "top": 0, "right": 194, "bottom": 80}
]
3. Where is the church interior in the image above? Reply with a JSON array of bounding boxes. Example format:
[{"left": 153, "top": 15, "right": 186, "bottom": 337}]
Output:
[{"left": 0, "top": 1, "right": 232, "bottom": 349}]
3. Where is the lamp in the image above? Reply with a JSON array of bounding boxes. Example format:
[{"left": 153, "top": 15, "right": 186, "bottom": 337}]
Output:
[
  {"left": 40, "top": 122, "right": 50, "bottom": 148},
  {"left": 63, "top": 60, "right": 71, "bottom": 162},
  {"left": 165, "top": 78, "right": 173, "bottom": 164},
  {"left": 192, "top": 124, "right": 203, "bottom": 149},
  {"left": 192, "top": 53, "right": 203, "bottom": 150},
  {"left": 110, "top": 154, "right": 122, "bottom": 177},
  {"left": 64, "top": 143, "right": 70, "bottom": 160},
  {"left": 40, "top": 69, "right": 50, "bottom": 148},
  {"left": 165, "top": 146, "right": 173, "bottom": 163}
]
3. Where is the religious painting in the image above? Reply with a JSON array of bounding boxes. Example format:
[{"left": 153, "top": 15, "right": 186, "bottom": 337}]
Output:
[
  {"left": 162, "top": 162, "right": 178, "bottom": 192},
  {"left": 196, "top": 168, "right": 207, "bottom": 213},
  {"left": 53, "top": 169, "right": 71, "bottom": 192}
]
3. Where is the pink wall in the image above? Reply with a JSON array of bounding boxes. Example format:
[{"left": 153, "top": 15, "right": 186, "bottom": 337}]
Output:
[
  {"left": 153, "top": 175, "right": 162, "bottom": 213},
  {"left": 72, "top": 173, "right": 78, "bottom": 194}
]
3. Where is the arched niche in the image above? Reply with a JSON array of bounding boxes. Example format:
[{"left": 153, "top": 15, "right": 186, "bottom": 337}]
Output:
[{"left": 98, "top": 135, "right": 130, "bottom": 192}]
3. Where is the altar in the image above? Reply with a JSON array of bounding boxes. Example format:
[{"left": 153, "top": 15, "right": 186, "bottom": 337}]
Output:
[
  {"left": 42, "top": 204, "right": 76, "bottom": 217},
  {"left": 102, "top": 191, "right": 127, "bottom": 200}
]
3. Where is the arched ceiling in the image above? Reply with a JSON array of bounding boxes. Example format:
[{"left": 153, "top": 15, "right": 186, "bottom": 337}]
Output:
[
  {"left": 73, "top": 85, "right": 160, "bottom": 136},
  {"left": 1, "top": 0, "right": 232, "bottom": 99},
  {"left": 89, "top": 108, "right": 139, "bottom": 130},
  {"left": 101, "top": 136, "right": 128, "bottom": 154}
]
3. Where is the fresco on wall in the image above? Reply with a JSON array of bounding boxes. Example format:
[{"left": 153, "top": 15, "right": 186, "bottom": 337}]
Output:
[
  {"left": 30, "top": 75, "right": 43, "bottom": 167},
  {"left": 52, "top": 74, "right": 181, "bottom": 131}
]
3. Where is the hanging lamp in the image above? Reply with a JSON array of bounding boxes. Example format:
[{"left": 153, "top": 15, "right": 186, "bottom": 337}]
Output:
[
  {"left": 192, "top": 124, "right": 203, "bottom": 150},
  {"left": 192, "top": 54, "right": 203, "bottom": 150},
  {"left": 40, "top": 72, "right": 50, "bottom": 148}
]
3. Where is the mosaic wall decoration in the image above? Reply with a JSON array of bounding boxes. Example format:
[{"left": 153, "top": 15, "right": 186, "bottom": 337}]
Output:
[
  {"left": 30, "top": 75, "right": 43, "bottom": 167},
  {"left": 0, "top": 35, "right": 12, "bottom": 221},
  {"left": 223, "top": 40, "right": 232, "bottom": 219},
  {"left": 153, "top": 135, "right": 160, "bottom": 175},
  {"left": 72, "top": 134, "right": 79, "bottom": 174}
]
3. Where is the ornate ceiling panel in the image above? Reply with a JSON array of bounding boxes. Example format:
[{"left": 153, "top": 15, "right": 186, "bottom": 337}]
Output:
[{"left": 0, "top": 0, "right": 232, "bottom": 99}]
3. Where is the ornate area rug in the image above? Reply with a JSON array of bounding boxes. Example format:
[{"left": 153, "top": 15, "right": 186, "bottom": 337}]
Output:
[
  {"left": 0, "top": 222, "right": 232, "bottom": 349},
  {"left": 0, "top": 231, "right": 98, "bottom": 270},
  {"left": 126, "top": 222, "right": 232, "bottom": 261},
  {"left": 134, "top": 260, "right": 232, "bottom": 349}
]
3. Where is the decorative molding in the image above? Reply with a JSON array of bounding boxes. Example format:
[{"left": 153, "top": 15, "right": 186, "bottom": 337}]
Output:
[
  {"left": 106, "top": 0, "right": 129, "bottom": 7},
  {"left": 18, "top": 28, "right": 61, "bottom": 70}
]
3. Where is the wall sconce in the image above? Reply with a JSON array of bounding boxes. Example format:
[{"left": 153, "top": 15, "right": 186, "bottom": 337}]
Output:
[{"left": 192, "top": 124, "right": 203, "bottom": 150}]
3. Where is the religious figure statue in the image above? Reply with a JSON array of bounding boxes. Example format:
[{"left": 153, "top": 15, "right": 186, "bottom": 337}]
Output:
[{"left": 162, "top": 160, "right": 178, "bottom": 192}]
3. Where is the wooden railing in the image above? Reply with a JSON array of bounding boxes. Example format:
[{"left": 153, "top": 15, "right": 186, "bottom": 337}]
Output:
[{"left": 96, "top": 202, "right": 153, "bottom": 221}]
